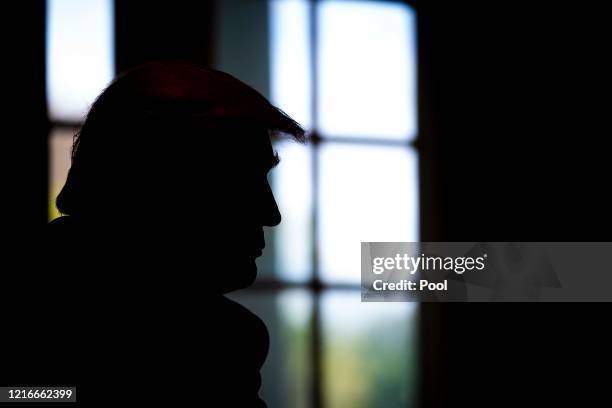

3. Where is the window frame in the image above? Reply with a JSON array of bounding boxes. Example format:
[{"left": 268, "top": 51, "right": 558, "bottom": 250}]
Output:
[{"left": 258, "top": 1, "right": 421, "bottom": 406}]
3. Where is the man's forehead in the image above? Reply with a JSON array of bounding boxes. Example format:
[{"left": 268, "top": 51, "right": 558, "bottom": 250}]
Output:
[
  {"left": 202, "top": 119, "right": 268, "bottom": 134},
  {"left": 200, "top": 121, "right": 277, "bottom": 167}
]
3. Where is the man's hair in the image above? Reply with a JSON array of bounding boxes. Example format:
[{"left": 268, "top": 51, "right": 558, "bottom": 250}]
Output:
[{"left": 56, "top": 60, "right": 305, "bottom": 216}]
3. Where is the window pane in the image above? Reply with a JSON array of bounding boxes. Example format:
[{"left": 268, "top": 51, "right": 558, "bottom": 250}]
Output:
[
  {"left": 227, "top": 289, "right": 313, "bottom": 408},
  {"left": 319, "top": 145, "right": 418, "bottom": 283},
  {"left": 318, "top": 1, "right": 417, "bottom": 140},
  {"left": 47, "top": 0, "right": 114, "bottom": 122},
  {"left": 270, "top": 140, "right": 313, "bottom": 282},
  {"left": 270, "top": 0, "right": 312, "bottom": 129},
  {"left": 48, "top": 127, "right": 74, "bottom": 220},
  {"left": 322, "top": 291, "right": 417, "bottom": 408}
]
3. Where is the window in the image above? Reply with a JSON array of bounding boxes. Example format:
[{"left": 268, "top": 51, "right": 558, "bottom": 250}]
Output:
[
  {"left": 47, "top": 0, "right": 114, "bottom": 219},
  {"left": 230, "top": 1, "right": 419, "bottom": 407}
]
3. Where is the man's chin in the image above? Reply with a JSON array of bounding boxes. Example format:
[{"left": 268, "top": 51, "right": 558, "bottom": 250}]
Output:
[{"left": 218, "top": 260, "right": 258, "bottom": 294}]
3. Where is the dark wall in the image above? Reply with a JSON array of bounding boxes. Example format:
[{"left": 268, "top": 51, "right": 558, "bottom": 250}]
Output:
[
  {"left": 1, "top": 0, "right": 52, "bottom": 390},
  {"left": 2, "top": 1, "right": 48, "bottom": 231},
  {"left": 419, "top": 2, "right": 610, "bottom": 242},
  {"left": 418, "top": 2, "right": 611, "bottom": 406}
]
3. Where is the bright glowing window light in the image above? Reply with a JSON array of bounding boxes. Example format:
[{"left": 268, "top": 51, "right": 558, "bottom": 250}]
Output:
[
  {"left": 318, "top": 1, "right": 417, "bottom": 140},
  {"left": 318, "top": 145, "right": 419, "bottom": 283},
  {"left": 273, "top": 140, "right": 313, "bottom": 282},
  {"left": 269, "top": 0, "right": 312, "bottom": 130},
  {"left": 47, "top": 0, "right": 114, "bottom": 122},
  {"left": 321, "top": 291, "right": 417, "bottom": 406}
]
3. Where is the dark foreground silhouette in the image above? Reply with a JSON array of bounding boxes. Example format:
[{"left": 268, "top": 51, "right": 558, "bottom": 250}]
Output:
[{"left": 41, "top": 60, "right": 304, "bottom": 406}]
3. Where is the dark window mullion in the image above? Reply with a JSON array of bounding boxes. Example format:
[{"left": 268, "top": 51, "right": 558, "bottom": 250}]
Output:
[
  {"left": 314, "top": 133, "right": 418, "bottom": 149},
  {"left": 308, "top": 0, "right": 324, "bottom": 407}
]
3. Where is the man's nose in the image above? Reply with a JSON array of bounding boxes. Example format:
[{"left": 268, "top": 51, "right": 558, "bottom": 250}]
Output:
[{"left": 263, "top": 181, "right": 281, "bottom": 227}]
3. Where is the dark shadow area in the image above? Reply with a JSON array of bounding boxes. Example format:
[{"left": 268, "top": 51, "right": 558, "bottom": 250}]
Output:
[{"left": 417, "top": 1, "right": 612, "bottom": 406}]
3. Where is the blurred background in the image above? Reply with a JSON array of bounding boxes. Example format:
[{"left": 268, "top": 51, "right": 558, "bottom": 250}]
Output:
[
  {"left": 46, "top": 1, "right": 419, "bottom": 407},
  {"left": 7, "top": 0, "right": 612, "bottom": 407}
]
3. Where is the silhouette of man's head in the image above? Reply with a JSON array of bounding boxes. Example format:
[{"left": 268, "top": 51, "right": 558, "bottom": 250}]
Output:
[{"left": 55, "top": 60, "right": 304, "bottom": 293}]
